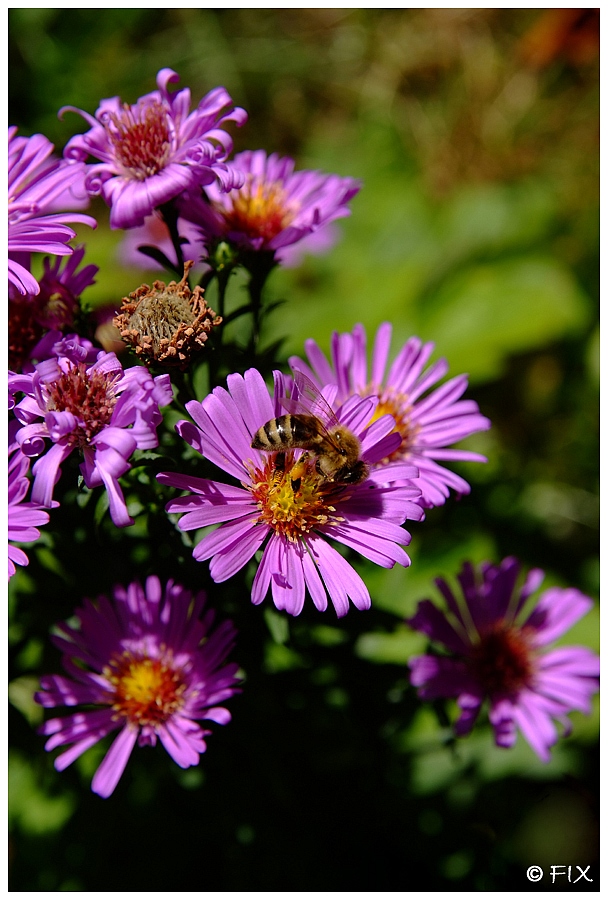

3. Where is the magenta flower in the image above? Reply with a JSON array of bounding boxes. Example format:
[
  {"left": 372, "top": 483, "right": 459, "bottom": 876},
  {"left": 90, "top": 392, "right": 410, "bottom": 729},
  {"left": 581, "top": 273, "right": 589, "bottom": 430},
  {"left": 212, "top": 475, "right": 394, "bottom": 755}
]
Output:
[
  {"left": 407, "top": 557, "right": 599, "bottom": 761},
  {"left": 11, "top": 352, "right": 173, "bottom": 527},
  {"left": 158, "top": 368, "right": 423, "bottom": 618},
  {"left": 8, "top": 422, "right": 51, "bottom": 580},
  {"left": 8, "top": 127, "right": 96, "bottom": 296},
  {"left": 33, "top": 245, "right": 99, "bottom": 317},
  {"left": 35, "top": 576, "right": 240, "bottom": 798},
  {"left": 179, "top": 149, "right": 361, "bottom": 258},
  {"left": 61, "top": 68, "right": 247, "bottom": 229},
  {"left": 290, "top": 322, "right": 491, "bottom": 508},
  {"left": 9, "top": 246, "right": 99, "bottom": 373}
]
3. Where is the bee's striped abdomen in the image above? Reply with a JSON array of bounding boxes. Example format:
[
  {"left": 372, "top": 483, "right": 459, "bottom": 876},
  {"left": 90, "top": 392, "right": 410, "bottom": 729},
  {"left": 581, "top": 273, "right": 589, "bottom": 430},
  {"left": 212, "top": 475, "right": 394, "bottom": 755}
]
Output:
[
  {"left": 252, "top": 416, "right": 288, "bottom": 450},
  {"left": 251, "top": 415, "right": 319, "bottom": 451}
]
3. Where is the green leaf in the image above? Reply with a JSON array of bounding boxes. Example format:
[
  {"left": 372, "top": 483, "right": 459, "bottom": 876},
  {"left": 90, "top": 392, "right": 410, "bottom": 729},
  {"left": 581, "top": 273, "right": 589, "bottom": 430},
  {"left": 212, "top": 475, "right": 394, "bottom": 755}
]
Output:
[
  {"left": 355, "top": 625, "right": 427, "bottom": 664},
  {"left": 9, "top": 752, "right": 76, "bottom": 835},
  {"left": 418, "top": 256, "right": 590, "bottom": 381}
]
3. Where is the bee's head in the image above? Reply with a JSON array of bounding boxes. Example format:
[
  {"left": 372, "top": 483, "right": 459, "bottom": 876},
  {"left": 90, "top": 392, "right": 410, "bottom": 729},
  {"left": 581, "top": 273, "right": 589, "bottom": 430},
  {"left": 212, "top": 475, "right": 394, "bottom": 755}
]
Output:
[{"left": 334, "top": 429, "right": 361, "bottom": 458}]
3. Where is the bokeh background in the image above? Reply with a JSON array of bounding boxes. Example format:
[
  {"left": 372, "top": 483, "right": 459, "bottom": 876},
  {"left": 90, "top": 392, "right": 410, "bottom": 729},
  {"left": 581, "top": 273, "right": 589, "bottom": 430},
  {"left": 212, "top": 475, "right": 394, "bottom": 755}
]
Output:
[{"left": 8, "top": 8, "right": 599, "bottom": 891}]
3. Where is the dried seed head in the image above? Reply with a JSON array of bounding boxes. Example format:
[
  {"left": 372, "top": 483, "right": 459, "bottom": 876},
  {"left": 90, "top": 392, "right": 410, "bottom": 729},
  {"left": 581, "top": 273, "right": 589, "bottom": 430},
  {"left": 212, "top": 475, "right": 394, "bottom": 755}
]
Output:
[{"left": 114, "top": 261, "right": 222, "bottom": 370}]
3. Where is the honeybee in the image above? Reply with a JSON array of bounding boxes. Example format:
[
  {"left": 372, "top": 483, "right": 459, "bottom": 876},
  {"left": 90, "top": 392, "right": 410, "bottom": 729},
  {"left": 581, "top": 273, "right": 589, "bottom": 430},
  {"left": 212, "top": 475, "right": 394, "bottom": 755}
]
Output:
[{"left": 251, "top": 370, "right": 369, "bottom": 485}]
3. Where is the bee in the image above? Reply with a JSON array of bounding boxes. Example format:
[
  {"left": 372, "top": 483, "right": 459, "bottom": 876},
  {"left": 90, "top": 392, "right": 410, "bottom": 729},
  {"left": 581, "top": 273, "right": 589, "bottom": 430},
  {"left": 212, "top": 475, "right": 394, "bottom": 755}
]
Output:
[{"left": 251, "top": 370, "right": 369, "bottom": 485}]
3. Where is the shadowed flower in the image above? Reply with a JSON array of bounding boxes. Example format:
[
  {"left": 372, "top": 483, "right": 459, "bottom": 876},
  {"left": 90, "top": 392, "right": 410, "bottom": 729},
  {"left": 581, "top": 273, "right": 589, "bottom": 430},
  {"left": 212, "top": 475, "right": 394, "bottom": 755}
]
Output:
[
  {"left": 114, "top": 261, "right": 222, "bottom": 369},
  {"left": 290, "top": 322, "right": 491, "bottom": 508},
  {"left": 158, "top": 368, "right": 423, "bottom": 617},
  {"left": 61, "top": 68, "right": 247, "bottom": 229},
  {"left": 11, "top": 352, "right": 172, "bottom": 527},
  {"left": 8, "top": 127, "right": 96, "bottom": 296},
  {"left": 407, "top": 557, "right": 599, "bottom": 761},
  {"left": 179, "top": 149, "right": 361, "bottom": 260},
  {"left": 8, "top": 421, "right": 51, "bottom": 580},
  {"left": 116, "top": 211, "right": 206, "bottom": 273},
  {"left": 35, "top": 576, "right": 240, "bottom": 798},
  {"left": 9, "top": 246, "right": 98, "bottom": 372}
]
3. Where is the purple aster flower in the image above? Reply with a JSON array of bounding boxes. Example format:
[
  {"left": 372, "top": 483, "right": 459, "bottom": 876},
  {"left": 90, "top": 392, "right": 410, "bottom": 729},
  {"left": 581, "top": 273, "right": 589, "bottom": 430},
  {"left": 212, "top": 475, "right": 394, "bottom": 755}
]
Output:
[
  {"left": 178, "top": 149, "right": 361, "bottom": 258},
  {"left": 35, "top": 575, "right": 240, "bottom": 798},
  {"left": 9, "top": 246, "right": 98, "bottom": 372},
  {"left": 8, "top": 421, "right": 51, "bottom": 580},
  {"left": 158, "top": 368, "right": 423, "bottom": 618},
  {"left": 289, "top": 322, "right": 491, "bottom": 508},
  {"left": 61, "top": 68, "right": 247, "bottom": 230},
  {"left": 8, "top": 127, "right": 96, "bottom": 296},
  {"left": 11, "top": 352, "right": 173, "bottom": 527},
  {"left": 407, "top": 557, "right": 599, "bottom": 761}
]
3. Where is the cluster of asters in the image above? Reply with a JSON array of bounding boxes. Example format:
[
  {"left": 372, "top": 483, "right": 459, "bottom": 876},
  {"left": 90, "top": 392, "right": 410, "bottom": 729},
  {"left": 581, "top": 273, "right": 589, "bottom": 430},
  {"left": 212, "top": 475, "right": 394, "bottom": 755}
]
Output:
[{"left": 7, "top": 68, "right": 598, "bottom": 796}]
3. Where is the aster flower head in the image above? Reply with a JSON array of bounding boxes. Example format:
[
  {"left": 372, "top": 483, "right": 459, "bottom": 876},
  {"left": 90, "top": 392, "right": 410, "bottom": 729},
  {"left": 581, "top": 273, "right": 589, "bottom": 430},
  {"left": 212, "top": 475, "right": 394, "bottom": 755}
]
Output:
[
  {"left": 407, "top": 557, "right": 599, "bottom": 761},
  {"left": 158, "top": 367, "right": 423, "bottom": 618},
  {"left": 179, "top": 149, "right": 361, "bottom": 261},
  {"left": 11, "top": 351, "right": 173, "bottom": 527},
  {"left": 9, "top": 246, "right": 98, "bottom": 372},
  {"left": 114, "top": 260, "right": 222, "bottom": 369},
  {"left": 290, "top": 322, "right": 491, "bottom": 508},
  {"left": 61, "top": 68, "right": 247, "bottom": 229},
  {"left": 8, "top": 127, "right": 96, "bottom": 296},
  {"left": 35, "top": 576, "right": 240, "bottom": 798},
  {"left": 8, "top": 421, "right": 51, "bottom": 580}
]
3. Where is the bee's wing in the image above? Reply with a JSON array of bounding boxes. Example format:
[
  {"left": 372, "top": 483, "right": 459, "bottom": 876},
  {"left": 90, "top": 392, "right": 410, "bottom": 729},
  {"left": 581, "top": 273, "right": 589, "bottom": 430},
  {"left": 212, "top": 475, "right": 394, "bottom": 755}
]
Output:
[{"left": 279, "top": 370, "right": 342, "bottom": 435}]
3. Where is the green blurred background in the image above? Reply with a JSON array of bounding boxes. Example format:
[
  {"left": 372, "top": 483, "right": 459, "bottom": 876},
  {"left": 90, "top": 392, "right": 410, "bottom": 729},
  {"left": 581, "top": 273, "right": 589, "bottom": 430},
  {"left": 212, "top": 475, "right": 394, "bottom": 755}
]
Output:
[{"left": 8, "top": 9, "right": 599, "bottom": 891}]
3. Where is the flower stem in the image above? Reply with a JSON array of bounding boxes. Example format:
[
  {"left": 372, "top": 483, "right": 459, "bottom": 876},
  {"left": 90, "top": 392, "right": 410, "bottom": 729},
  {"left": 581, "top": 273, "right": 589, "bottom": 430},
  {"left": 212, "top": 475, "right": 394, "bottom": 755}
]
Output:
[
  {"left": 160, "top": 201, "right": 185, "bottom": 275},
  {"left": 207, "top": 266, "right": 231, "bottom": 389},
  {"left": 244, "top": 251, "right": 277, "bottom": 351}
]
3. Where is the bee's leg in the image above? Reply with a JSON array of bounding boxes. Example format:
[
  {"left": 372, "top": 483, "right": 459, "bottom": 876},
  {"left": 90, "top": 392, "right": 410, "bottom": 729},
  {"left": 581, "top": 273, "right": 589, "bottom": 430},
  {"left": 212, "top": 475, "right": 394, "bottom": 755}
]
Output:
[
  {"left": 290, "top": 452, "right": 309, "bottom": 492},
  {"left": 314, "top": 457, "right": 333, "bottom": 481},
  {"left": 273, "top": 451, "right": 286, "bottom": 474}
]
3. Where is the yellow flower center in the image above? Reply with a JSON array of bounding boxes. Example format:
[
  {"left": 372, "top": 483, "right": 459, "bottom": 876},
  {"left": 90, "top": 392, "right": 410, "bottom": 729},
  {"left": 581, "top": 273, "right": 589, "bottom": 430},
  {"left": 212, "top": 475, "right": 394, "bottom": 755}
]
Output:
[
  {"left": 249, "top": 452, "right": 345, "bottom": 542},
  {"left": 218, "top": 177, "right": 297, "bottom": 242},
  {"left": 365, "top": 386, "right": 419, "bottom": 460},
  {"left": 106, "top": 652, "right": 186, "bottom": 727}
]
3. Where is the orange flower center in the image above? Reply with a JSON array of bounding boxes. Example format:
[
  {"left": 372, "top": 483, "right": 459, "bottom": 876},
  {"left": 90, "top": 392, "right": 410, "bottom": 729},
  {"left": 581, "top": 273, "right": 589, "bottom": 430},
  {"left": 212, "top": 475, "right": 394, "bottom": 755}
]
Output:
[
  {"left": 365, "top": 386, "right": 419, "bottom": 460},
  {"left": 218, "top": 176, "right": 296, "bottom": 242},
  {"left": 106, "top": 652, "right": 186, "bottom": 727}
]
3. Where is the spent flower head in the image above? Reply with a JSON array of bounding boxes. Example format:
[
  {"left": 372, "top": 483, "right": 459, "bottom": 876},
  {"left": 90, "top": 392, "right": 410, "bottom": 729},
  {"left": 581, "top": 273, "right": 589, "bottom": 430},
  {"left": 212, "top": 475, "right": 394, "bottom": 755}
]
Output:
[
  {"left": 290, "top": 322, "right": 491, "bottom": 507},
  {"left": 35, "top": 575, "right": 240, "bottom": 797},
  {"left": 114, "top": 261, "right": 222, "bottom": 369},
  {"left": 11, "top": 351, "right": 172, "bottom": 527},
  {"left": 407, "top": 557, "right": 599, "bottom": 761},
  {"left": 158, "top": 368, "right": 423, "bottom": 618},
  {"left": 61, "top": 68, "right": 247, "bottom": 229}
]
